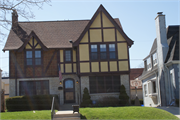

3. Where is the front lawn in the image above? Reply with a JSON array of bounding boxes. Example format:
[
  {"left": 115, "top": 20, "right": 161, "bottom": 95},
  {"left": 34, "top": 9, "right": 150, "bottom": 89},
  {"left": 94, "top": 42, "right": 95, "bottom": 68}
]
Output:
[
  {"left": 80, "top": 106, "right": 179, "bottom": 119},
  {"left": 0, "top": 110, "right": 52, "bottom": 120}
]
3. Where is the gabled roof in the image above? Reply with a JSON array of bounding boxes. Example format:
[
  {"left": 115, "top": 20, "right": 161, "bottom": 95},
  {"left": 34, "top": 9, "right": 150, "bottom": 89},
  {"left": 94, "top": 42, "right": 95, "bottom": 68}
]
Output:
[
  {"left": 3, "top": 5, "right": 132, "bottom": 51},
  {"left": 73, "top": 4, "right": 133, "bottom": 47}
]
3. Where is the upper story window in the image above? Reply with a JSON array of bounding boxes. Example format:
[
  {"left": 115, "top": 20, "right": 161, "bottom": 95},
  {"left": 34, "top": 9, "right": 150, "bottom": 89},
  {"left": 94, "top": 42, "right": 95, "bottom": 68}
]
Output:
[
  {"left": 65, "top": 50, "right": 71, "bottom": 62},
  {"left": 144, "top": 84, "right": 147, "bottom": 97},
  {"left": 152, "top": 53, "right": 157, "bottom": 66},
  {"left": 100, "top": 44, "right": 107, "bottom": 59},
  {"left": 147, "top": 57, "right": 151, "bottom": 71},
  {"left": 91, "top": 45, "right": 98, "bottom": 60},
  {"left": 26, "top": 50, "right": 41, "bottom": 66},
  {"left": 109, "top": 44, "right": 116, "bottom": 59}
]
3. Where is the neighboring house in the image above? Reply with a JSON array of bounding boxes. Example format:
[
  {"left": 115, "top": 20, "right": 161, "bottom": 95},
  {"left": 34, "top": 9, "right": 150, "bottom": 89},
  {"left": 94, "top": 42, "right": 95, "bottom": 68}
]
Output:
[
  {"left": 3, "top": 5, "right": 134, "bottom": 105},
  {"left": 1, "top": 77, "right": 9, "bottom": 99},
  {"left": 130, "top": 68, "right": 144, "bottom": 100},
  {"left": 139, "top": 12, "right": 179, "bottom": 107}
]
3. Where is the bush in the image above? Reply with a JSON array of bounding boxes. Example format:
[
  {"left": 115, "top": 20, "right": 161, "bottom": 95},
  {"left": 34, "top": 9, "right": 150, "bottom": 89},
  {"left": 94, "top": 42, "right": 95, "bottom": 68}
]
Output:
[
  {"left": 6, "top": 95, "right": 59, "bottom": 111},
  {"left": 119, "top": 85, "right": 129, "bottom": 106},
  {"left": 95, "top": 96, "right": 119, "bottom": 107},
  {"left": 80, "top": 87, "right": 92, "bottom": 107}
]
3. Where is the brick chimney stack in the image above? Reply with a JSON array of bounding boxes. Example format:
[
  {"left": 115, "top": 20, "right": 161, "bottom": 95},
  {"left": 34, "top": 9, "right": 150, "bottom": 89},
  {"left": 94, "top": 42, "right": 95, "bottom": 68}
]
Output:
[{"left": 12, "top": 10, "right": 18, "bottom": 28}]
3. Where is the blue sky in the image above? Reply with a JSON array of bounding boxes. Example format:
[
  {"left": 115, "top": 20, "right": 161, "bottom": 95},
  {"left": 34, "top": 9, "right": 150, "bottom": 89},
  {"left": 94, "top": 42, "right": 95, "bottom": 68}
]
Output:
[{"left": 0, "top": 0, "right": 179, "bottom": 75}]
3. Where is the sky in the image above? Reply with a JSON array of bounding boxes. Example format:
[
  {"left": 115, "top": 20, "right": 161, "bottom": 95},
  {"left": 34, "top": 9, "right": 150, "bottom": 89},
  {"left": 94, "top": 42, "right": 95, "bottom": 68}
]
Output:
[{"left": 0, "top": 0, "right": 179, "bottom": 75}]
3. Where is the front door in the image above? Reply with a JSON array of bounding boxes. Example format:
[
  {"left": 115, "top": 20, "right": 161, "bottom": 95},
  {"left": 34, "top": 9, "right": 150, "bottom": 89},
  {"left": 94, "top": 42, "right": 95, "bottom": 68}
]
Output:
[{"left": 64, "top": 79, "right": 75, "bottom": 103}]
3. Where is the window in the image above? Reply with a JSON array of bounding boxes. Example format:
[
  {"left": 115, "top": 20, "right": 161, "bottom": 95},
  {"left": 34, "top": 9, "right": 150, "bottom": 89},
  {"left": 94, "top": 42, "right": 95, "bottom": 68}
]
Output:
[
  {"left": 26, "top": 50, "right": 41, "bottom": 66},
  {"left": 89, "top": 76, "right": 120, "bottom": 94},
  {"left": 152, "top": 53, "right": 157, "bottom": 66},
  {"left": 109, "top": 44, "right": 116, "bottom": 59},
  {"left": 100, "top": 44, "right": 107, "bottom": 59},
  {"left": 147, "top": 57, "right": 151, "bottom": 70},
  {"left": 152, "top": 81, "right": 156, "bottom": 93},
  {"left": 19, "top": 80, "right": 49, "bottom": 96},
  {"left": 65, "top": 50, "right": 71, "bottom": 61},
  {"left": 26, "top": 51, "right": 32, "bottom": 65},
  {"left": 91, "top": 45, "right": 98, "bottom": 60},
  {"left": 35, "top": 50, "right": 41, "bottom": 65},
  {"left": 144, "top": 84, "right": 147, "bottom": 96}
]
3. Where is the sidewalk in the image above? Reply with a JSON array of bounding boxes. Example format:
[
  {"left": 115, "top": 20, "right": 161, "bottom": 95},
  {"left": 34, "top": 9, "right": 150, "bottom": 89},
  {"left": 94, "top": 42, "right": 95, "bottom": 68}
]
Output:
[{"left": 156, "top": 106, "right": 180, "bottom": 118}]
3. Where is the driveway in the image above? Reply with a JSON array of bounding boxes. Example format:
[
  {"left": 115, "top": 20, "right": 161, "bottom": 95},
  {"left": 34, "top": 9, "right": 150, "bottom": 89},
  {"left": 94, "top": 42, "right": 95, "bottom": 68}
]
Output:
[{"left": 156, "top": 107, "right": 180, "bottom": 118}]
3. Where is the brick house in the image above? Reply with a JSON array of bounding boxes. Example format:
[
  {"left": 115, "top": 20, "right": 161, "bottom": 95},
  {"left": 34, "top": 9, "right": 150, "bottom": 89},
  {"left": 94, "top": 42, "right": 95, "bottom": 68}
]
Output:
[{"left": 3, "top": 5, "right": 133, "bottom": 105}]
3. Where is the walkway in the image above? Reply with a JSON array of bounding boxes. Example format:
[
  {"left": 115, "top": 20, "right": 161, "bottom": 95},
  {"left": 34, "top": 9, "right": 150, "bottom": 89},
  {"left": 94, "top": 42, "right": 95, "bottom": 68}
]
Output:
[{"left": 156, "top": 106, "right": 180, "bottom": 118}]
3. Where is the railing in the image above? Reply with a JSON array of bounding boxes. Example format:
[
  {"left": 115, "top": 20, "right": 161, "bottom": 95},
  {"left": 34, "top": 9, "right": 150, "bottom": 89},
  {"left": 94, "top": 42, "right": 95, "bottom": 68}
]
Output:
[{"left": 51, "top": 97, "right": 55, "bottom": 120}]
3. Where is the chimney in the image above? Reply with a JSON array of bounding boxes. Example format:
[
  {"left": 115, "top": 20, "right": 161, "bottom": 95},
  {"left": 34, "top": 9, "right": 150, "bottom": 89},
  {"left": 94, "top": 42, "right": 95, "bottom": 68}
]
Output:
[
  {"left": 155, "top": 12, "right": 169, "bottom": 67},
  {"left": 12, "top": 10, "right": 18, "bottom": 28}
]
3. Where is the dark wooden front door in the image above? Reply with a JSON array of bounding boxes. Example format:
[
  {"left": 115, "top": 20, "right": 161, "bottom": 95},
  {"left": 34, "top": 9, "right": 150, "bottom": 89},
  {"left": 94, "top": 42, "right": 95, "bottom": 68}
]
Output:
[{"left": 64, "top": 79, "right": 75, "bottom": 103}]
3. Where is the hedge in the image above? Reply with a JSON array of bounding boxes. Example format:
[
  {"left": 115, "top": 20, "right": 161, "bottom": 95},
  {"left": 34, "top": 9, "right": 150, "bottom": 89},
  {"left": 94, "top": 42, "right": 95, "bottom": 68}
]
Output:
[{"left": 6, "top": 95, "right": 59, "bottom": 111}]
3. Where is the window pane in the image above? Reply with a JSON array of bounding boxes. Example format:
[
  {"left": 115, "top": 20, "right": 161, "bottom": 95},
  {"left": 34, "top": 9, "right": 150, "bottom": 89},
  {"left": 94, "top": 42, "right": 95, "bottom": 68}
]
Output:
[
  {"left": 35, "top": 51, "right": 41, "bottom": 58},
  {"left": 89, "top": 76, "right": 97, "bottom": 93},
  {"left": 100, "top": 44, "right": 106, "bottom": 52},
  {"left": 152, "top": 81, "right": 156, "bottom": 93},
  {"left": 100, "top": 52, "right": 107, "bottom": 59},
  {"left": 91, "top": 53, "right": 98, "bottom": 60},
  {"left": 27, "top": 58, "right": 32, "bottom": 65},
  {"left": 65, "top": 50, "right": 71, "bottom": 61},
  {"left": 36, "top": 81, "right": 41, "bottom": 95},
  {"left": 113, "top": 76, "right": 120, "bottom": 92},
  {"left": 109, "top": 44, "right": 115, "bottom": 51},
  {"left": 65, "top": 80, "right": 73, "bottom": 88},
  {"left": 42, "top": 81, "right": 49, "bottom": 94},
  {"left": 91, "top": 45, "right": 97, "bottom": 52},
  {"left": 109, "top": 52, "right": 116, "bottom": 59},
  {"left": 26, "top": 51, "right": 32, "bottom": 58},
  {"left": 105, "top": 76, "right": 113, "bottom": 93},
  {"left": 35, "top": 58, "right": 41, "bottom": 65},
  {"left": 97, "top": 76, "right": 104, "bottom": 93}
]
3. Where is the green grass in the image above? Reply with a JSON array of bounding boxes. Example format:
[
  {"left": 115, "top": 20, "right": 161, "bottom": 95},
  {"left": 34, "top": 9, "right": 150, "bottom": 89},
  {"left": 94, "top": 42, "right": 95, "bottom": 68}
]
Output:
[
  {"left": 80, "top": 107, "right": 179, "bottom": 119},
  {"left": 0, "top": 110, "right": 56, "bottom": 120}
]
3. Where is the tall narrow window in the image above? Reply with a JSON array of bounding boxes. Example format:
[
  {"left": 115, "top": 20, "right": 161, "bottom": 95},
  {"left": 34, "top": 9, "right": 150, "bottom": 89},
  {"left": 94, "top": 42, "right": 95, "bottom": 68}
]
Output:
[
  {"left": 153, "top": 53, "right": 157, "bottom": 66},
  {"left": 26, "top": 51, "right": 32, "bottom": 65},
  {"left": 35, "top": 50, "right": 41, "bottom": 65},
  {"left": 144, "top": 84, "right": 147, "bottom": 96},
  {"left": 100, "top": 44, "right": 106, "bottom": 59},
  {"left": 91, "top": 45, "right": 98, "bottom": 60},
  {"left": 152, "top": 81, "right": 156, "bottom": 93},
  {"left": 65, "top": 50, "right": 71, "bottom": 61},
  {"left": 109, "top": 44, "right": 116, "bottom": 59},
  {"left": 147, "top": 57, "right": 151, "bottom": 70}
]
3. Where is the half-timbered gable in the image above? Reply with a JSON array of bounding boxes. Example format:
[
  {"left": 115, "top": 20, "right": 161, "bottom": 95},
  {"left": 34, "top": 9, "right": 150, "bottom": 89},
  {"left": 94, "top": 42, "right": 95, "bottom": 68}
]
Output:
[{"left": 3, "top": 5, "right": 134, "bottom": 105}]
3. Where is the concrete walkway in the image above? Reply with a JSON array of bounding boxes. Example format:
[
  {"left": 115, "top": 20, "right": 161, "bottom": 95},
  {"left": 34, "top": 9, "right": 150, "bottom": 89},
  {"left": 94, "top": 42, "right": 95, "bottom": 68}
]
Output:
[{"left": 156, "top": 107, "right": 180, "bottom": 118}]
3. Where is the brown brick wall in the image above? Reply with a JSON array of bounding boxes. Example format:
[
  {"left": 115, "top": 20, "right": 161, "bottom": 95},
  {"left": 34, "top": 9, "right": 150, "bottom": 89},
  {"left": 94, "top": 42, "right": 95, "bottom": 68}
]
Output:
[
  {"left": 43, "top": 50, "right": 58, "bottom": 77},
  {"left": 35, "top": 66, "right": 42, "bottom": 77}
]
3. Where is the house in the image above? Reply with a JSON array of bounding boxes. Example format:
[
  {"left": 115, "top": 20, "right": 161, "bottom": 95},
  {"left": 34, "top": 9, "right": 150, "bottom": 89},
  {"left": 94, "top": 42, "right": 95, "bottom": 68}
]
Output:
[
  {"left": 3, "top": 5, "right": 134, "bottom": 105},
  {"left": 1, "top": 77, "right": 9, "bottom": 99},
  {"left": 130, "top": 68, "right": 144, "bottom": 100},
  {"left": 139, "top": 12, "right": 179, "bottom": 107}
]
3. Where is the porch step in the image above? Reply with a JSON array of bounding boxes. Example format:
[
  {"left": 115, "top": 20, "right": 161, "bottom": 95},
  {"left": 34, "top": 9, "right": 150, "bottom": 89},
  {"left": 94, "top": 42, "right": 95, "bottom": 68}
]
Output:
[
  {"left": 53, "top": 110, "right": 80, "bottom": 120},
  {"left": 59, "top": 103, "right": 79, "bottom": 110}
]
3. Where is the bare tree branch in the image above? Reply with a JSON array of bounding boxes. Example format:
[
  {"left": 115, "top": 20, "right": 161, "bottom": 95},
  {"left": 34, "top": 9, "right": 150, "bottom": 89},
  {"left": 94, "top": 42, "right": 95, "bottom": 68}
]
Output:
[{"left": 0, "top": 0, "right": 51, "bottom": 41}]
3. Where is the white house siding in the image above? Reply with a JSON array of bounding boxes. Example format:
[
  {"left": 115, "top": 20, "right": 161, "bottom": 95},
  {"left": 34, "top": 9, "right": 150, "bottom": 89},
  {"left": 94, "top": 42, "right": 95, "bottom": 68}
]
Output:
[{"left": 142, "top": 74, "right": 159, "bottom": 107}]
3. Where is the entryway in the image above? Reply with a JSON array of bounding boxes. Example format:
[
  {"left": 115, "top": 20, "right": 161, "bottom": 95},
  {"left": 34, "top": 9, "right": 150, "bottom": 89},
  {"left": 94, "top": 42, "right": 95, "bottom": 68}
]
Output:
[{"left": 63, "top": 79, "right": 75, "bottom": 103}]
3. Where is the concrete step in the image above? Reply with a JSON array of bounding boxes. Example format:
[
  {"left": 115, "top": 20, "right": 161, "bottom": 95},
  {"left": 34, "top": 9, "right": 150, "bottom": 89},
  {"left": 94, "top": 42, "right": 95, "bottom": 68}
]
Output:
[
  {"left": 59, "top": 103, "right": 79, "bottom": 110},
  {"left": 53, "top": 116, "right": 80, "bottom": 120},
  {"left": 55, "top": 110, "right": 80, "bottom": 117}
]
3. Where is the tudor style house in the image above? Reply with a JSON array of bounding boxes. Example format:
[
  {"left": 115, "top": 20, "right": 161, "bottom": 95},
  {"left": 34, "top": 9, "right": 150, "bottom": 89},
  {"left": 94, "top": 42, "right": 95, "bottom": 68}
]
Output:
[
  {"left": 139, "top": 12, "right": 179, "bottom": 107},
  {"left": 3, "top": 5, "right": 133, "bottom": 105}
]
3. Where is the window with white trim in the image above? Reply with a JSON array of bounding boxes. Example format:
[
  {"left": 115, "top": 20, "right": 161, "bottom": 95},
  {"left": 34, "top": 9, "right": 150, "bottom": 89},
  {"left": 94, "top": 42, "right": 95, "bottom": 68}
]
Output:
[
  {"left": 144, "top": 84, "right": 147, "bottom": 97},
  {"left": 152, "top": 53, "right": 157, "bottom": 66},
  {"left": 147, "top": 57, "right": 151, "bottom": 71}
]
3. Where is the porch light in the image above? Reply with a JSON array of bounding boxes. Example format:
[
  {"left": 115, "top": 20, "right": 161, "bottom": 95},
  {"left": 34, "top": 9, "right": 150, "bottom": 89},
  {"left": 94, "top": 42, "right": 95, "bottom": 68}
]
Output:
[
  {"left": 76, "top": 80, "right": 79, "bottom": 84},
  {"left": 60, "top": 81, "right": 62, "bottom": 85}
]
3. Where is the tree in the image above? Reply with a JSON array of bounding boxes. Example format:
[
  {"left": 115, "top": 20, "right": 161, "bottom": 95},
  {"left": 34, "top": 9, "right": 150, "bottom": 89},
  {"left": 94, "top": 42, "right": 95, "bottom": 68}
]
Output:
[
  {"left": 0, "top": 0, "right": 51, "bottom": 40},
  {"left": 119, "top": 85, "right": 129, "bottom": 106},
  {"left": 80, "top": 87, "right": 92, "bottom": 107}
]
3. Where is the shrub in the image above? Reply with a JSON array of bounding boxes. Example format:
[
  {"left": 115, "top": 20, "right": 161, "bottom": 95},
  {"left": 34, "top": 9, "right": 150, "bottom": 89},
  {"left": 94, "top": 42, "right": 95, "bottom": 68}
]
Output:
[
  {"left": 95, "top": 96, "right": 119, "bottom": 107},
  {"left": 80, "top": 87, "right": 92, "bottom": 107},
  {"left": 6, "top": 95, "right": 59, "bottom": 111},
  {"left": 119, "top": 85, "right": 129, "bottom": 106}
]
